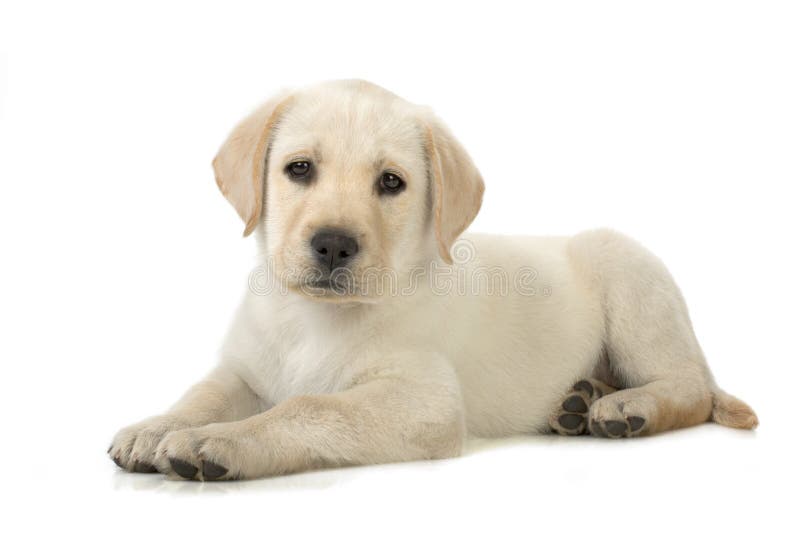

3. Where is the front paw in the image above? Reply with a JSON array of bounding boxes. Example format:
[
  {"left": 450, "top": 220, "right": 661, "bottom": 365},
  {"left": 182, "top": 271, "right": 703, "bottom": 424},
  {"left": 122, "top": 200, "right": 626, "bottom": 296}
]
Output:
[
  {"left": 154, "top": 424, "right": 241, "bottom": 481},
  {"left": 108, "top": 415, "right": 191, "bottom": 473}
]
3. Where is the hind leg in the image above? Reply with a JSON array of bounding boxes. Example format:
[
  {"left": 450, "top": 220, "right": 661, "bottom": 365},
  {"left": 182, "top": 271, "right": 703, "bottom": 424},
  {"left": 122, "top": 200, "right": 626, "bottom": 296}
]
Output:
[
  {"left": 570, "top": 230, "right": 715, "bottom": 438},
  {"left": 549, "top": 378, "right": 617, "bottom": 435}
]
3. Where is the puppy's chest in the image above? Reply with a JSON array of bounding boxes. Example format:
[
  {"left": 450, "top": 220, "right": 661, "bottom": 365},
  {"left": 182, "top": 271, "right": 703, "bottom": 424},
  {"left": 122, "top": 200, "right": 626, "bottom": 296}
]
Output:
[{"left": 241, "top": 327, "right": 360, "bottom": 405}]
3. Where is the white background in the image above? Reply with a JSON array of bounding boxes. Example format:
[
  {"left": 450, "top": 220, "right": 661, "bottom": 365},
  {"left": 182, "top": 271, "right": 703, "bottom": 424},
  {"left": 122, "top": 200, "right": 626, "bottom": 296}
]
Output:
[{"left": 1, "top": 1, "right": 798, "bottom": 532}]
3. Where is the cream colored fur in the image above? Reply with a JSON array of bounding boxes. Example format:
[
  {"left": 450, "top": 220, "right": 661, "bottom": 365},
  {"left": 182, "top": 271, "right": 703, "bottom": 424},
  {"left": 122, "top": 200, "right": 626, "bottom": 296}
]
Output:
[{"left": 109, "top": 80, "right": 757, "bottom": 480}]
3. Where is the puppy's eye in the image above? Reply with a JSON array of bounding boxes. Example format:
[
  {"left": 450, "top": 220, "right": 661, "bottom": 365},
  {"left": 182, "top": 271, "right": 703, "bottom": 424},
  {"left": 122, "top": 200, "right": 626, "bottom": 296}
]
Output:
[
  {"left": 286, "top": 161, "right": 312, "bottom": 180},
  {"left": 379, "top": 172, "right": 405, "bottom": 194}
]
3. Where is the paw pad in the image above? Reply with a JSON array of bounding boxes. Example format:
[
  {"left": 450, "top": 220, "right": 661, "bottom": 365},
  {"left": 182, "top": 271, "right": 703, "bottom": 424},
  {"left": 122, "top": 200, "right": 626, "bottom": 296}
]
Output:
[
  {"left": 557, "top": 413, "right": 585, "bottom": 431},
  {"left": 169, "top": 458, "right": 198, "bottom": 480},
  {"left": 627, "top": 416, "right": 645, "bottom": 432},
  {"left": 604, "top": 420, "right": 628, "bottom": 437},
  {"left": 551, "top": 378, "right": 638, "bottom": 437},
  {"left": 133, "top": 461, "right": 157, "bottom": 473},
  {"left": 590, "top": 418, "right": 629, "bottom": 438},
  {"left": 588, "top": 415, "right": 647, "bottom": 438},
  {"left": 550, "top": 384, "right": 597, "bottom": 436},
  {"left": 573, "top": 380, "right": 594, "bottom": 397},
  {"left": 202, "top": 460, "right": 228, "bottom": 481},
  {"left": 562, "top": 395, "right": 588, "bottom": 413}
]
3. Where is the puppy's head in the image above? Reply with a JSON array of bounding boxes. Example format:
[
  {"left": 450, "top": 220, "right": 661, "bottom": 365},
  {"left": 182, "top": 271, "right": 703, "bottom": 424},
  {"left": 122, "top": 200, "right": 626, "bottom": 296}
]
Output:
[{"left": 213, "top": 80, "right": 483, "bottom": 301}]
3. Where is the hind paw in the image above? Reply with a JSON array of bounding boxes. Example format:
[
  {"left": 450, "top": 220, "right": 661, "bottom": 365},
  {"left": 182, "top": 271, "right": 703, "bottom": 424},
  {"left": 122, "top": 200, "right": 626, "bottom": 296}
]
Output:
[
  {"left": 549, "top": 378, "right": 616, "bottom": 436},
  {"left": 588, "top": 394, "right": 649, "bottom": 438}
]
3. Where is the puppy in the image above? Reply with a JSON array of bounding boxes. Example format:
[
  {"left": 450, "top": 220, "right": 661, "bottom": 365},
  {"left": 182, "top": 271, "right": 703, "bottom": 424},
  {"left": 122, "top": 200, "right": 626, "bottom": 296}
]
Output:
[{"left": 109, "top": 80, "right": 757, "bottom": 480}]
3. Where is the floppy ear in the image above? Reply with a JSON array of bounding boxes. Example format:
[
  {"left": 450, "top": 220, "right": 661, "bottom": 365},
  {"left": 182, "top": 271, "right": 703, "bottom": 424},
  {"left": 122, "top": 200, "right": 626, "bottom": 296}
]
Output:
[
  {"left": 212, "top": 93, "right": 293, "bottom": 236},
  {"left": 424, "top": 118, "right": 485, "bottom": 263}
]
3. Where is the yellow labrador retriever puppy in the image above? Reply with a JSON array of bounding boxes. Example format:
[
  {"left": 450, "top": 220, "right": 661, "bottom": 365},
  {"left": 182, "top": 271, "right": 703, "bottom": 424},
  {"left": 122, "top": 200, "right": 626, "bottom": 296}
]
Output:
[{"left": 109, "top": 80, "right": 757, "bottom": 480}]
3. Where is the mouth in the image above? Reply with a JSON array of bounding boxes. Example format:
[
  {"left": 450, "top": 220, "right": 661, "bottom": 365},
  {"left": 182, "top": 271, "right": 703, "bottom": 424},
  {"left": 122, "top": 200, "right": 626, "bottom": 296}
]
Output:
[
  {"left": 289, "top": 271, "right": 383, "bottom": 304},
  {"left": 300, "top": 271, "right": 358, "bottom": 295},
  {"left": 307, "top": 278, "right": 349, "bottom": 290}
]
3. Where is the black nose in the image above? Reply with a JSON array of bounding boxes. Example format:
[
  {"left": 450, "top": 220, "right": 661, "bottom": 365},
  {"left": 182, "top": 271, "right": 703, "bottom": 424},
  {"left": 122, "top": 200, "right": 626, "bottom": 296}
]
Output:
[{"left": 310, "top": 230, "right": 359, "bottom": 271}]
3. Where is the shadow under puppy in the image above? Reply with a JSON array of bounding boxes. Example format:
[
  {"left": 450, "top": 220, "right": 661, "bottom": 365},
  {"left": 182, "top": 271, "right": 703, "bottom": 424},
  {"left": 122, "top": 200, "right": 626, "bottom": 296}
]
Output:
[{"left": 109, "top": 80, "right": 757, "bottom": 480}]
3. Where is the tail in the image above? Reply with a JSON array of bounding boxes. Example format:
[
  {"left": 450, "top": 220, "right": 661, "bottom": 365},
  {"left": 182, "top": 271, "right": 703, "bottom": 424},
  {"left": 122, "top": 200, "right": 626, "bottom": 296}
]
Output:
[{"left": 711, "top": 388, "right": 759, "bottom": 429}]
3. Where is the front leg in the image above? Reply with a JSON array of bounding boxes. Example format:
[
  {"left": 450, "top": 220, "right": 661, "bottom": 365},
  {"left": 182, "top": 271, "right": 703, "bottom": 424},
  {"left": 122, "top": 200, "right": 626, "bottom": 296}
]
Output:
[
  {"left": 157, "top": 358, "right": 465, "bottom": 480},
  {"left": 108, "top": 365, "right": 261, "bottom": 473}
]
